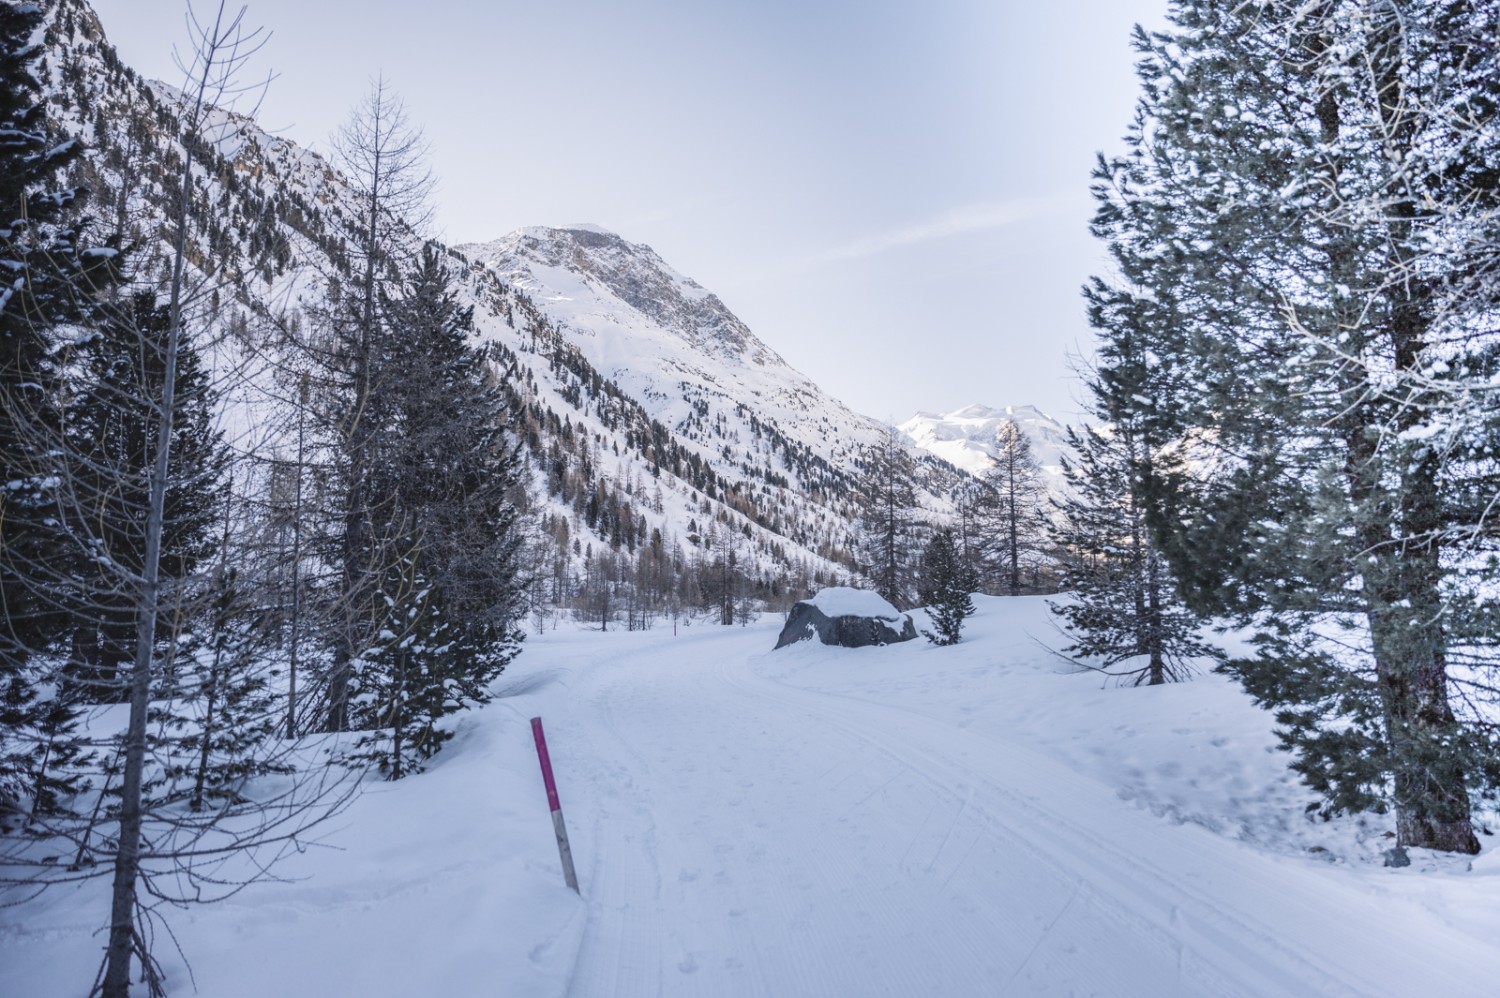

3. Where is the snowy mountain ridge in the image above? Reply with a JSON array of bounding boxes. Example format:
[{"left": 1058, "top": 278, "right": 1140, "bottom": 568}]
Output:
[
  {"left": 899, "top": 403, "right": 1071, "bottom": 491},
  {"left": 34, "top": 0, "right": 868, "bottom": 589}
]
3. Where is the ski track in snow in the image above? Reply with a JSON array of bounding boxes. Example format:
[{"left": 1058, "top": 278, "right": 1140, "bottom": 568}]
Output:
[
  {"left": 553, "top": 626, "right": 1500, "bottom": 998},
  {"left": 8, "top": 604, "right": 1500, "bottom": 997}
]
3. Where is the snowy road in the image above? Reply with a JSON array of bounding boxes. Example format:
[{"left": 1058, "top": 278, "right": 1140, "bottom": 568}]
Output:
[{"left": 547, "top": 622, "right": 1500, "bottom": 998}]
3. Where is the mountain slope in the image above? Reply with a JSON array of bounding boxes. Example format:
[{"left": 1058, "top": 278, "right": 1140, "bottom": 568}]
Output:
[
  {"left": 39, "top": 0, "right": 1065, "bottom": 611},
  {"left": 35, "top": 0, "right": 887, "bottom": 598},
  {"left": 461, "top": 225, "right": 897, "bottom": 481}
]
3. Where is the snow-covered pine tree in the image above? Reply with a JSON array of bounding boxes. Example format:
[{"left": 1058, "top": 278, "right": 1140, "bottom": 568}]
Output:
[
  {"left": 1049, "top": 423, "right": 1211, "bottom": 685},
  {"left": 347, "top": 245, "right": 524, "bottom": 778},
  {"left": 143, "top": 473, "right": 285, "bottom": 815},
  {"left": 1090, "top": 1, "right": 1499, "bottom": 852},
  {"left": 917, "top": 528, "right": 977, "bottom": 646},
  {"left": 0, "top": 0, "right": 119, "bottom": 825},
  {"left": 347, "top": 551, "right": 450, "bottom": 779},
  {"left": 62, "top": 292, "right": 228, "bottom": 704},
  {"left": 5, "top": 289, "right": 232, "bottom": 828}
]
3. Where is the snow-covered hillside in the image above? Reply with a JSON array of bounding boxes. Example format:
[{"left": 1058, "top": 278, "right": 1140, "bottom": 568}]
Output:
[
  {"left": 464, "top": 225, "right": 804, "bottom": 427},
  {"left": 6, "top": 598, "right": 1499, "bottom": 997},
  {"left": 476, "top": 226, "right": 986, "bottom": 482},
  {"left": 457, "top": 223, "right": 965, "bottom": 581},
  {"left": 42, "top": 0, "right": 996, "bottom": 597},
  {"left": 36, "top": 0, "right": 917, "bottom": 594}
]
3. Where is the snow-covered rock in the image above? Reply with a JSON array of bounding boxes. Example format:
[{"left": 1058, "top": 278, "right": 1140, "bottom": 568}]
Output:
[{"left": 774, "top": 586, "right": 917, "bottom": 649}]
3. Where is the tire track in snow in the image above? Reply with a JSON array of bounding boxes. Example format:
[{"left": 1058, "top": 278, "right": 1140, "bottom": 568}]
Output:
[
  {"left": 714, "top": 659, "right": 1206, "bottom": 998},
  {"left": 721, "top": 662, "right": 1339, "bottom": 996}
]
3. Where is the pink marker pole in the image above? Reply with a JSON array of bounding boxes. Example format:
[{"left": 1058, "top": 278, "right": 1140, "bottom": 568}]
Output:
[{"left": 531, "top": 717, "right": 580, "bottom": 893}]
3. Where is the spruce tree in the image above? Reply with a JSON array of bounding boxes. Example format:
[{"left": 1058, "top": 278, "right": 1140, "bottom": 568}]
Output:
[
  {"left": 917, "top": 528, "right": 977, "bottom": 646},
  {"left": 349, "top": 246, "right": 524, "bottom": 778},
  {"left": 1048, "top": 423, "right": 1211, "bottom": 685},
  {"left": 63, "top": 293, "right": 228, "bottom": 704},
  {"left": 148, "top": 489, "right": 284, "bottom": 815},
  {"left": 167, "top": 566, "right": 285, "bottom": 812},
  {"left": 1090, "top": 1, "right": 1499, "bottom": 851},
  {"left": 0, "top": 0, "right": 118, "bottom": 824}
]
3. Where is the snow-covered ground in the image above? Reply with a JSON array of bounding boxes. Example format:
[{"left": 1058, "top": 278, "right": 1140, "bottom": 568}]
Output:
[{"left": 6, "top": 597, "right": 1500, "bottom": 996}]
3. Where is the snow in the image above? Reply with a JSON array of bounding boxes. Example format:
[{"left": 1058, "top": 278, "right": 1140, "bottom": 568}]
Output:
[
  {"left": 7, "top": 597, "right": 1500, "bottom": 997},
  {"left": 899, "top": 402, "right": 1072, "bottom": 491},
  {"left": 458, "top": 225, "right": 891, "bottom": 471},
  {"left": 451, "top": 222, "right": 942, "bottom": 581},
  {"left": 805, "top": 585, "right": 904, "bottom": 619}
]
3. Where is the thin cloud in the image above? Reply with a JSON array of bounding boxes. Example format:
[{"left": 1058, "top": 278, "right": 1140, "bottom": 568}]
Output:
[{"left": 793, "top": 195, "right": 1073, "bottom": 273}]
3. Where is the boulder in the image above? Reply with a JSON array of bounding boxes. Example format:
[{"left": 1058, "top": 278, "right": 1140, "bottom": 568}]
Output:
[{"left": 774, "top": 587, "right": 918, "bottom": 650}]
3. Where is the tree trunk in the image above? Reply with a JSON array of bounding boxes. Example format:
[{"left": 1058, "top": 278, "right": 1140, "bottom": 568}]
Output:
[
  {"left": 325, "top": 150, "right": 382, "bottom": 735},
  {"left": 103, "top": 14, "right": 201, "bottom": 976},
  {"left": 1363, "top": 13, "right": 1475, "bottom": 853}
]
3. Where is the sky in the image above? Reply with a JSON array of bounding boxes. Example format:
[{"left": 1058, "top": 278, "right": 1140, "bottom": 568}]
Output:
[{"left": 89, "top": 0, "right": 1168, "bottom": 426}]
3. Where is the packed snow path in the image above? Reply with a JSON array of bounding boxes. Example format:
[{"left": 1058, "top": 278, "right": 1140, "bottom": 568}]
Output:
[
  {"left": 8, "top": 600, "right": 1500, "bottom": 997},
  {"left": 542, "top": 621, "right": 1500, "bottom": 998}
]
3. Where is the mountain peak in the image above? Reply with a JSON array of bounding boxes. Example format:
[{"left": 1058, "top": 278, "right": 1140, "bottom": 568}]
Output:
[
  {"left": 459, "top": 224, "right": 785, "bottom": 372},
  {"left": 933, "top": 402, "right": 1054, "bottom": 424},
  {"left": 512, "top": 223, "right": 630, "bottom": 251},
  {"left": 900, "top": 404, "right": 1070, "bottom": 483}
]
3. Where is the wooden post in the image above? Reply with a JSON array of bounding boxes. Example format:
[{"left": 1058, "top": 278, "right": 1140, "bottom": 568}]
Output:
[{"left": 530, "top": 717, "right": 580, "bottom": 893}]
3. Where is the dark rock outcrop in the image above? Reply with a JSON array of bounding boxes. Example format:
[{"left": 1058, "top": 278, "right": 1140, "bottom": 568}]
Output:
[{"left": 774, "top": 588, "right": 917, "bottom": 650}]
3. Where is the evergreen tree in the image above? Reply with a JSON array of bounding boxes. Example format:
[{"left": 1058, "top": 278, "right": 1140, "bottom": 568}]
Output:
[
  {"left": 0, "top": 0, "right": 118, "bottom": 825},
  {"left": 348, "top": 246, "right": 524, "bottom": 778},
  {"left": 1090, "top": 1, "right": 1499, "bottom": 851},
  {"left": 857, "top": 427, "right": 920, "bottom": 608},
  {"left": 1049, "top": 424, "right": 1211, "bottom": 685},
  {"left": 152, "top": 551, "right": 285, "bottom": 814},
  {"left": 347, "top": 550, "right": 455, "bottom": 778},
  {"left": 62, "top": 293, "right": 228, "bottom": 704},
  {"left": 5, "top": 291, "right": 229, "bottom": 827},
  {"left": 917, "top": 528, "right": 977, "bottom": 646}
]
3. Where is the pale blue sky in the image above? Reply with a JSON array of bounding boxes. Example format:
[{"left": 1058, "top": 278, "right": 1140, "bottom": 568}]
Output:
[{"left": 90, "top": 0, "right": 1167, "bottom": 425}]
